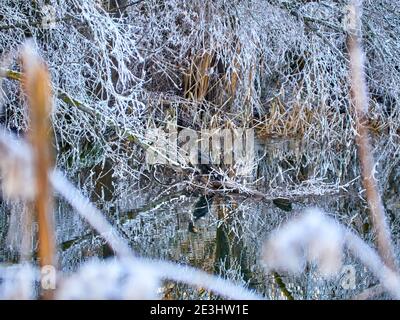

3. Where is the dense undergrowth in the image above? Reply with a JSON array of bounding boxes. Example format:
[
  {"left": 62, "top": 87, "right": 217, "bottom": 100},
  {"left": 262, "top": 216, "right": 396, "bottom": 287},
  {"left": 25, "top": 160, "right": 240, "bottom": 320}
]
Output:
[{"left": 0, "top": 0, "right": 399, "bottom": 300}]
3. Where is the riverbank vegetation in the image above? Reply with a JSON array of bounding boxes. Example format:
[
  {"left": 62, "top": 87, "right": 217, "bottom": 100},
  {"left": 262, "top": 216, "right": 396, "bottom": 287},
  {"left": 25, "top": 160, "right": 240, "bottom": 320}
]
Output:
[{"left": 0, "top": 0, "right": 400, "bottom": 300}]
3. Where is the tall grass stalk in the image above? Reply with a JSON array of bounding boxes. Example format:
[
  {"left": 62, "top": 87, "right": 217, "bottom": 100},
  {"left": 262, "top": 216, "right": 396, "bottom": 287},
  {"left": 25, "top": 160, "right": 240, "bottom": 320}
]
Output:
[
  {"left": 21, "top": 43, "right": 56, "bottom": 272},
  {"left": 347, "top": 0, "right": 398, "bottom": 271}
]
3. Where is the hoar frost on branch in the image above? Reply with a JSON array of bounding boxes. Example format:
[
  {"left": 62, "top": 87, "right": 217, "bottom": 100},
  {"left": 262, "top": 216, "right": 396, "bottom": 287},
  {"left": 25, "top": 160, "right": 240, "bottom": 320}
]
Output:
[
  {"left": 0, "top": 0, "right": 399, "bottom": 193},
  {"left": 0, "top": 0, "right": 400, "bottom": 300}
]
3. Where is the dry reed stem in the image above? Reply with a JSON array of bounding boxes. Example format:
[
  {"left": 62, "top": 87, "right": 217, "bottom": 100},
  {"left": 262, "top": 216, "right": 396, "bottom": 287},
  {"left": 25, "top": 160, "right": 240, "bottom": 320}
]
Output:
[
  {"left": 184, "top": 51, "right": 212, "bottom": 101},
  {"left": 21, "top": 43, "right": 56, "bottom": 270},
  {"left": 347, "top": 0, "right": 398, "bottom": 271}
]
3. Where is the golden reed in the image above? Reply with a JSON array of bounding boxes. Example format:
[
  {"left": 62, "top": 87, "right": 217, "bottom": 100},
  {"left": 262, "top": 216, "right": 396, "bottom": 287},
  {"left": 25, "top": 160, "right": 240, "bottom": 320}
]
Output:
[{"left": 21, "top": 43, "right": 56, "bottom": 279}]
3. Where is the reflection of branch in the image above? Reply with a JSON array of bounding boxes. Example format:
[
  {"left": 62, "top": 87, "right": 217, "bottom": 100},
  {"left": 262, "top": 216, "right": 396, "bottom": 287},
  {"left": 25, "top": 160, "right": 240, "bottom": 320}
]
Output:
[
  {"left": 346, "top": 0, "right": 398, "bottom": 271},
  {"left": 119, "top": 192, "right": 187, "bottom": 222},
  {"left": 60, "top": 233, "right": 94, "bottom": 251}
]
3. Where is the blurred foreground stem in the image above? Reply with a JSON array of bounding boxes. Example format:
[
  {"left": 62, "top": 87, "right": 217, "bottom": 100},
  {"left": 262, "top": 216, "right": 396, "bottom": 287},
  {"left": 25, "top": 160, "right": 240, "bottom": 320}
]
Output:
[
  {"left": 21, "top": 44, "right": 56, "bottom": 276},
  {"left": 346, "top": 0, "right": 398, "bottom": 271}
]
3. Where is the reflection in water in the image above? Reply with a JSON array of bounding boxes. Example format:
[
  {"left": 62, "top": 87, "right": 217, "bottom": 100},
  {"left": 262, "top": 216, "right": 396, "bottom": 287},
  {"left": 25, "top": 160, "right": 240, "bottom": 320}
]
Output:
[
  {"left": 192, "top": 195, "right": 214, "bottom": 222},
  {"left": 1, "top": 137, "right": 399, "bottom": 299}
]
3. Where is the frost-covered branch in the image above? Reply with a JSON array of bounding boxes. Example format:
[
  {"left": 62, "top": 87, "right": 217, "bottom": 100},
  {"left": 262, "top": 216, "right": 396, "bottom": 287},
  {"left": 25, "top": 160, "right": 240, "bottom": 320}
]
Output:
[
  {"left": 56, "top": 257, "right": 263, "bottom": 300},
  {"left": 262, "top": 209, "right": 400, "bottom": 299}
]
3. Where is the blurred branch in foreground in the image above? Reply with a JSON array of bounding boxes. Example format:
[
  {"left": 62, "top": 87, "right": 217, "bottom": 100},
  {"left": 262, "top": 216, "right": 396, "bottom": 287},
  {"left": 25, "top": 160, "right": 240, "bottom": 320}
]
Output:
[
  {"left": 346, "top": 0, "right": 398, "bottom": 271},
  {"left": 21, "top": 42, "right": 56, "bottom": 270},
  {"left": 262, "top": 209, "right": 400, "bottom": 299}
]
